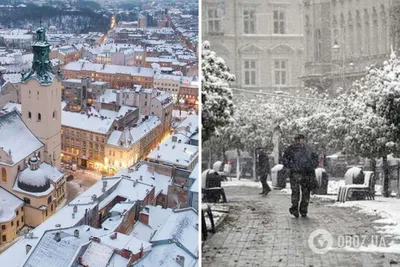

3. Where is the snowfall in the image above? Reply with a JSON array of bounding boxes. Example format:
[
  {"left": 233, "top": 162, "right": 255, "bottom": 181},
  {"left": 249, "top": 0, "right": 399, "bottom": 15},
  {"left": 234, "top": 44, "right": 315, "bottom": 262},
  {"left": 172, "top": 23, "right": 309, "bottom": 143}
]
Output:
[{"left": 221, "top": 177, "right": 400, "bottom": 253}]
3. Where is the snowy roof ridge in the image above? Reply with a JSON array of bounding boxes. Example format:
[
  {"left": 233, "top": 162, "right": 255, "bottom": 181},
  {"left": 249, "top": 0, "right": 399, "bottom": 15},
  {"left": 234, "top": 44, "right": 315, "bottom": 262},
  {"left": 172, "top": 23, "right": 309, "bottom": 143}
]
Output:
[
  {"left": 0, "top": 110, "right": 44, "bottom": 166},
  {"left": 0, "top": 186, "right": 24, "bottom": 223}
]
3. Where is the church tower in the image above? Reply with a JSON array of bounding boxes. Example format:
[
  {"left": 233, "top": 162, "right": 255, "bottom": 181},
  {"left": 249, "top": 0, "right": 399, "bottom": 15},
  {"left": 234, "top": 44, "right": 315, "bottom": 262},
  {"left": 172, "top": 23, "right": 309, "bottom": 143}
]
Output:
[{"left": 20, "top": 27, "right": 62, "bottom": 168}]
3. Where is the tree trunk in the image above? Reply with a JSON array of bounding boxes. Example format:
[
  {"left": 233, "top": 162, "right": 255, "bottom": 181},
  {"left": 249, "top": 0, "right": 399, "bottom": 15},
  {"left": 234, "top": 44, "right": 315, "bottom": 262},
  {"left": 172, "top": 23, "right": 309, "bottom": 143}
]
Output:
[
  {"left": 208, "top": 145, "right": 212, "bottom": 169},
  {"left": 382, "top": 155, "right": 390, "bottom": 197},
  {"left": 370, "top": 158, "right": 377, "bottom": 195},
  {"left": 253, "top": 149, "right": 257, "bottom": 181},
  {"left": 222, "top": 147, "right": 227, "bottom": 165},
  {"left": 236, "top": 149, "right": 240, "bottom": 180}
]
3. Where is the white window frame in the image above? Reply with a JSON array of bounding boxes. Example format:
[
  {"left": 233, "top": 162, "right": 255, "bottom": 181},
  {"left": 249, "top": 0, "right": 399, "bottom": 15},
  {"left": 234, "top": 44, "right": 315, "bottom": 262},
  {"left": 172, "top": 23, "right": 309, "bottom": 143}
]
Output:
[
  {"left": 273, "top": 9, "right": 286, "bottom": 34},
  {"left": 243, "top": 8, "right": 256, "bottom": 34},
  {"left": 273, "top": 59, "right": 289, "bottom": 86},
  {"left": 242, "top": 59, "right": 257, "bottom": 87}
]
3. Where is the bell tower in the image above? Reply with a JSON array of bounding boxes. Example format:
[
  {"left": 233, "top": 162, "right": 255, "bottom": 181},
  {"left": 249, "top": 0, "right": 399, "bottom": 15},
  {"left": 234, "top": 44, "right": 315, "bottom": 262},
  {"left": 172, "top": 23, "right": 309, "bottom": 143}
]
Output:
[{"left": 20, "top": 27, "right": 62, "bottom": 168}]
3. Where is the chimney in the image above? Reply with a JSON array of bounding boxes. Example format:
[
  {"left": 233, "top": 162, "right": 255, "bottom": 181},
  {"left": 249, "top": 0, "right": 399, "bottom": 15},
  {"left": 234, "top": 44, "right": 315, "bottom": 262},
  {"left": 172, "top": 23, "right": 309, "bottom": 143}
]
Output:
[
  {"left": 25, "top": 244, "right": 32, "bottom": 255},
  {"left": 175, "top": 255, "right": 185, "bottom": 267},
  {"left": 73, "top": 205, "right": 78, "bottom": 213},
  {"left": 119, "top": 249, "right": 132, "bottom": 259},
  {"left": 72, "top": 213, "right": 75, "bottom": 219},
  {"left": 74, "top": 229, "right": 79, "bottom": 238},
  {"left": 138, "top": 212, "right": 149, "bottom": 225},
  {"left": 54, "top": 232, "right": 61, "bottom": 242},
  {"left": 103, "top": 180, "right": 108, "bottom": 189},
  {"left": 110, "top": 232, "right": 117, "bottom": 240},
  {"left": 139, "top": 175, "right": 143, "bottom": 181}
]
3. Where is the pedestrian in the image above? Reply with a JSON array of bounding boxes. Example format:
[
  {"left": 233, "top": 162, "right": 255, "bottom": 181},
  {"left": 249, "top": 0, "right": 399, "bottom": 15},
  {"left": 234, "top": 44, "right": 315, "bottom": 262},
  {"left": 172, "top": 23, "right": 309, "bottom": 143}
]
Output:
[
  {"left": 282, "top": 134, "right": 318, "bottom": 218},
  {"left": 258, "top": 149, "right": 272, "bottom": 196}
]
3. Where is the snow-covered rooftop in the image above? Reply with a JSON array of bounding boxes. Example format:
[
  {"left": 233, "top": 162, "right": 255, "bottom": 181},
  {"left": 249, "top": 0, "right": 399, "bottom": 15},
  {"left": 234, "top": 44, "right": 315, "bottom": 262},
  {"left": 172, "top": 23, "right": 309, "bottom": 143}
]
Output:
[
  {"left": 2, "top": 102, "right": 22, "bottom": 114},
  {"left": 0, "top": 111, "right": 44, "bottom": 166},
  {"left": 117, "top": 164, "right": 172, "bottom": 197},
  {"left": 63, "top": 61, "right": 154, "bottom": 77},
  {"left": 107, "top": 116, "right": 161, "bottom": 148},
  {"left": 23, "top": 229, "right": 88, "bottom": 267},
  {"left": 0, "top": 187, "right": 24, "bottom": 223},
  {"left": 97, "top": 88, "right": 117, "bottom": 104},
  {"left": 81, "top": 241, "right": 114, "bottom": 267},
  {"left": 61, "top": 110, "right": 115, "bottom": 134},
  {"left": 151, "top": 208, "right": 198, "bottom": 257},
  {"left": 147, "top": 141, "right": 198, "bottom": 169},
  {"left": 134, "top": 243, "right": 198, "bottom": 267}
]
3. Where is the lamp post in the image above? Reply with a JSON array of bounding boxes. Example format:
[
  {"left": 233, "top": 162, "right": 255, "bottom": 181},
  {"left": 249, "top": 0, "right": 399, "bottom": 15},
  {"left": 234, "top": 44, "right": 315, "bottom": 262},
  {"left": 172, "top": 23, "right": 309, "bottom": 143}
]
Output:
[
  {"left": 179, "top": 98, "right": 185, "bottom": 116},
  {"left": 332, "top": 41, "right": 345, "bottom": 89},
  {"left": 331, "top": 41, "right": 354, "bottom": 90}
]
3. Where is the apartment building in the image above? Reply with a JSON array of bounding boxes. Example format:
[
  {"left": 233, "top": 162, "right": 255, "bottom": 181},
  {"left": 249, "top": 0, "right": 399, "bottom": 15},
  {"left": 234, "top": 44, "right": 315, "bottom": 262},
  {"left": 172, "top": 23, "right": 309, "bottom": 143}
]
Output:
[{"left": 62, "top": 61, "right": 154, "bottom": 89}]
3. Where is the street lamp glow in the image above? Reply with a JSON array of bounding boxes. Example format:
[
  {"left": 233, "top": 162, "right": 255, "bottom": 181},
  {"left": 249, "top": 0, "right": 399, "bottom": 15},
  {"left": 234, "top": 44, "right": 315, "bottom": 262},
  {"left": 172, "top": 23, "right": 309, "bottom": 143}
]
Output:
[{"left": 332, "top": 42, "right": 340, "bottom": 53}]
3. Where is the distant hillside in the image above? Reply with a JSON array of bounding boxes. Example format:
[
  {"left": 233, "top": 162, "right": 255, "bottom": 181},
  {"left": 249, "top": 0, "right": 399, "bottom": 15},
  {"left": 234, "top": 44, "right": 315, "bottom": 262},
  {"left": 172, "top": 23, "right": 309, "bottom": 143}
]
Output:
[{"left": 0, "top": 3, "right": 110, "bottom": 33}]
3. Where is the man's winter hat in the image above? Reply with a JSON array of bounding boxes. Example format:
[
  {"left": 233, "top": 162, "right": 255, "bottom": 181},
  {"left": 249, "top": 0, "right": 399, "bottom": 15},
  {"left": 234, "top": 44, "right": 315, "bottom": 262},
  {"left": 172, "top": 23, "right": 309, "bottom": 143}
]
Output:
[{"left": 294, "top": 134, "right": 306, "bottom": 140}]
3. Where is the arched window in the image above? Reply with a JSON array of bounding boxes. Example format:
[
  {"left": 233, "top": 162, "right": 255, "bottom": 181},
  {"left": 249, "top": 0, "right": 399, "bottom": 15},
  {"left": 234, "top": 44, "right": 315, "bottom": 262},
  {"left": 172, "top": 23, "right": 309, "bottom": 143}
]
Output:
[
  {"left": 38, "top": 113, "right": 41, "bottom": 121},
  {"left": 47, "top": 196, "right": 52, "bottom": 204},
  {"left": 28, "top": 111, "right": 31, "bottom": 119},
  {"left": 53, "top": 151, "right": 56, "bottom": 162},
  {"left": 38, "top": 151, "right": 41, "bottom": 159},
  {"left": 1, "top": 168, "right": 6, "bottom": 182},
  {"left": 17, "top": 165, "right": 20, "bottom": 172},
  {"left": 29, "top": 90, "right": 31, "bottom": 98},
  {"left": 53, "top": 110, "right": 57, "bottom": 119}
]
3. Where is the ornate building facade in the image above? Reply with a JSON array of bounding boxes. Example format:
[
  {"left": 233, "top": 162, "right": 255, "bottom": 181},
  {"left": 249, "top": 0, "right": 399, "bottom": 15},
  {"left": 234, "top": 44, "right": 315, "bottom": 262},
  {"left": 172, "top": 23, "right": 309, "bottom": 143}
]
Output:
[
  {"left": 302, "top": 0, "right": 400, "bottom": 91},
  {"left": 202, "top": 0, "right": 305, "bottom": 93}
]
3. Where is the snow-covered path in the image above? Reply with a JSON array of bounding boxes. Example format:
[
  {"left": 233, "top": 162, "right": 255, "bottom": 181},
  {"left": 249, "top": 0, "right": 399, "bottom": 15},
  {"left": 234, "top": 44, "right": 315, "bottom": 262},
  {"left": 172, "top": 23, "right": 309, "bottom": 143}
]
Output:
[{"left": 203, "top": 185, "right": 400, "bottom": 267}]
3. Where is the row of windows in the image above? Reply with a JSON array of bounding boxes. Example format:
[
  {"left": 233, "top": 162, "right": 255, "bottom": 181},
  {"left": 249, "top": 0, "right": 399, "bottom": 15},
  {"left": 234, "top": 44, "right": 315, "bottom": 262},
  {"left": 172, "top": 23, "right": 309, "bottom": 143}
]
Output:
[
  {"left": 243, "top": 59, "right": 288, "bottom": 86},
  {"left": 208, "top": 8, "right": 286, "bottom": 34},
  {"left": 27, "top": 111, "right": 57, "bottom": 121},
  {"left": 154, "top": 82, "right": 179, "bottom": 87}
]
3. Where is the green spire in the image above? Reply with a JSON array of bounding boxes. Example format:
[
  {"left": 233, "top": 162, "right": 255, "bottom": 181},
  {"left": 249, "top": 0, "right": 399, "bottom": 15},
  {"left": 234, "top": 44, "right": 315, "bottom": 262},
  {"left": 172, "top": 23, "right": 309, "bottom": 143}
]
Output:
[{"left": 22, "top": 27, "right": 54, "bottom": 84}]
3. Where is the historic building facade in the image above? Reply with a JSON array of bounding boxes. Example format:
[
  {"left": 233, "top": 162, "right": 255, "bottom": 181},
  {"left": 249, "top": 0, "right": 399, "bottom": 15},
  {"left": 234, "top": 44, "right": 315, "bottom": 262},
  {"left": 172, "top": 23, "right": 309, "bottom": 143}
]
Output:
[
  {"left": 302, "top": 0, "right": 400, "bottom": 91},
  {"left": 0, "top": 28, "right": 66, "bottom": 245},
  {"left": 202, "top": 0, "right": 305, "bottom": 93}
]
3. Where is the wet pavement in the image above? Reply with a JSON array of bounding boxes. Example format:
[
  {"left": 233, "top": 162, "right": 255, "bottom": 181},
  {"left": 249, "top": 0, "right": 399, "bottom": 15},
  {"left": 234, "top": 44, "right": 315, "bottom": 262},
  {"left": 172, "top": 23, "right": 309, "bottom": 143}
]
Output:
[{"left": 202, "top": 185, "right": 400, "bottom": 267}]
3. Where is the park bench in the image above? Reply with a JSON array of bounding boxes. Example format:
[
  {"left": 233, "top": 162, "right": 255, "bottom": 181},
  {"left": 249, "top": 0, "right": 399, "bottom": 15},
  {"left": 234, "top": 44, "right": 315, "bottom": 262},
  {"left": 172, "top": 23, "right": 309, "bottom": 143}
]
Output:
[{"left": 337, "top": 171, "right": 375, "bottom": 202}]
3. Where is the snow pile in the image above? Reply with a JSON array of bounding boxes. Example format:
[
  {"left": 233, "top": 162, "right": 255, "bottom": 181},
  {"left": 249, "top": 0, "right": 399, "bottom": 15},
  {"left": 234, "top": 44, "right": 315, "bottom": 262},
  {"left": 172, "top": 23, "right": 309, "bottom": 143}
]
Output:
[
  {"left": 332, "top": 197, "right": 400, "bottom": 246},
  {"left": 222, "top": 178, "right": 273, "bottom": 189},
  {"left": 344, "top": 167, "right": 362, "bottom": 185},
  {"left": 271, "top": 164, "right": 284, "bottom": 172},
  {"left": 315, "top": 168, "right": 325, "bottom": 186}
]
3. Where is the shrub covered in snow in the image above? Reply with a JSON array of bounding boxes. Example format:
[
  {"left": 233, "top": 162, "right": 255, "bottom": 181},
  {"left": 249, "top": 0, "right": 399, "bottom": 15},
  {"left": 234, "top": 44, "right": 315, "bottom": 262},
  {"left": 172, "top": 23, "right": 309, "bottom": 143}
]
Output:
[{"left": 201, "top": 41, "right": 235, "bottom": 142}]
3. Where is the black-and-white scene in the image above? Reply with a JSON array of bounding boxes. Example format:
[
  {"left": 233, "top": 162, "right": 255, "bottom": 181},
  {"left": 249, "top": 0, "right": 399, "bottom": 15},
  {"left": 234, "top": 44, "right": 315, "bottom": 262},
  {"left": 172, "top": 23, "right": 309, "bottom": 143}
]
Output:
[{"left": 201, "top": 0, "right": 400, "bottom": 266}]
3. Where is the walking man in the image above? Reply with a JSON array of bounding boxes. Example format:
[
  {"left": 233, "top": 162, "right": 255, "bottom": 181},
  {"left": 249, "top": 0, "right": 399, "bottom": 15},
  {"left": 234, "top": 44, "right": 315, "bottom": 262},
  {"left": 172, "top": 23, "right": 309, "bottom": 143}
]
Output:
[
  {"left": 282, "top": 134, "right": 318, "bottom": 217},
  {"left": 258, "top": 149, "right": 271, "bottom": 196}
]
